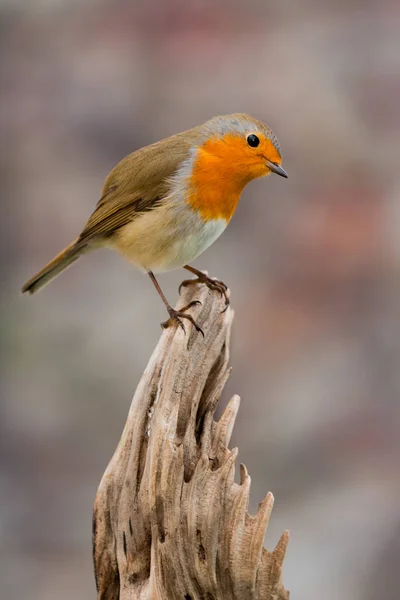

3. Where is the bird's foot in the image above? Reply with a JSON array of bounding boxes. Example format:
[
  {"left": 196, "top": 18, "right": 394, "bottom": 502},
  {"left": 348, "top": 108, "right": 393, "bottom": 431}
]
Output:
[
  {"left": 161, "top": 300, "right": 204, "bottom": 336},
  {"left": 179, "top": 273, "right": 230, "bottom": 312}
]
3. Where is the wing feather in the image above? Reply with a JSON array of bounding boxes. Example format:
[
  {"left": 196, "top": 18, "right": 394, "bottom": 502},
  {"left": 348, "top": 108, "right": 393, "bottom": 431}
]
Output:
[{"left": 77, "top": 127, "right": 201, "bottom": 245}]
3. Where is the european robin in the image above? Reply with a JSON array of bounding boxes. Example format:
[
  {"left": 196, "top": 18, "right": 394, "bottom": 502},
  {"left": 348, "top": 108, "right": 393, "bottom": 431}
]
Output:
[{"left": 22, "top": 113, "right": 287, "bottom": 334}]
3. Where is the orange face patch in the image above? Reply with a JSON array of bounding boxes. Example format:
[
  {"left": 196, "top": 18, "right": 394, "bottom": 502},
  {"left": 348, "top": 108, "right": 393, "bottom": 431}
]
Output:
[{"left": 186, "top": 134, "right": 281, "bottom": 222}]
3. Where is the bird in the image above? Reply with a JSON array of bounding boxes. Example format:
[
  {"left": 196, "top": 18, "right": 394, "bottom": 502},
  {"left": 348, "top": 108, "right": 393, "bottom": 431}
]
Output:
[{"left": 21, "top": 113, "right": 287, "bottom": 335}]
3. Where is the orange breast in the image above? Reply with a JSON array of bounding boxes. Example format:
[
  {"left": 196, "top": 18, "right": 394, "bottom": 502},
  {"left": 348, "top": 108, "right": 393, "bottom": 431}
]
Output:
[{"left": 186, "top": 135, "right": 269, "bottom": 222}]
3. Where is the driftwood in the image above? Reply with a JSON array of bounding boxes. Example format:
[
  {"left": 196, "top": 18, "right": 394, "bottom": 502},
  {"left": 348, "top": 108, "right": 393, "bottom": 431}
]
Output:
[{"left": 93, "top": 281, "right": 289, "bottom": 599}]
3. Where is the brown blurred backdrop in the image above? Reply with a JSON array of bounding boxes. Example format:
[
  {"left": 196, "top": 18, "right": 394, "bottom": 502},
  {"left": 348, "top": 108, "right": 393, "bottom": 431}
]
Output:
[{"left": 1, "top": 1, "right": 400, "bottom": 599}]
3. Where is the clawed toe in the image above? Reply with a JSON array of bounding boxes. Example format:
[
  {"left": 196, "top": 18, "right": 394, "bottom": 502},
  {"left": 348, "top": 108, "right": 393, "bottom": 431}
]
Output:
[
  {"left": 180, "top": 299, "right": 202, "bottom": 311},
  {"left": 161, "top": 305, "right": 204, "bottom": 337},
  {"left": 220, "top": 297, "right": 230, "bottom": 313},
  {"left": 179, "top": 271, "right": 229, "bottom": 311},
  {"left": 148, "top": 270, "right": 204, "bottom": 337},
  {"left": 209, "top": 279, "right": 228, "bottom": 293},
  {"left": 206, "top": 279, "right": 229, "bottom": 311}
]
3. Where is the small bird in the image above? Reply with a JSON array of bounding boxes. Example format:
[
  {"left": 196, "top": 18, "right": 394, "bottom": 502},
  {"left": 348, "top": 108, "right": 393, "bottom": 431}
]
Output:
[{"left": 22, "top": 113, "right": 287, "bottom": 334}]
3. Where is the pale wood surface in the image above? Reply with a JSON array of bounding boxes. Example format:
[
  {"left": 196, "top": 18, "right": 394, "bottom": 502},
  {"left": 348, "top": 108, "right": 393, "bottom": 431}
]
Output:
[{"left": 93, "top": 281, "right": 289, "bottom": 599}]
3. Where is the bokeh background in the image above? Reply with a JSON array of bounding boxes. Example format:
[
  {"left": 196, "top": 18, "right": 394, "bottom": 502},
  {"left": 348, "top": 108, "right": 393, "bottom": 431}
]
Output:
[{"left": 1, "top": 1, "right": 400, "bottom": 599}]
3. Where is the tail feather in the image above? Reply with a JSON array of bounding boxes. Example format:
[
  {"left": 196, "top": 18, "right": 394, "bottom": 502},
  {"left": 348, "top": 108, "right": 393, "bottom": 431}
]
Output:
[{"left": 21, "top": 239, "right": 89, "bottom": 294}]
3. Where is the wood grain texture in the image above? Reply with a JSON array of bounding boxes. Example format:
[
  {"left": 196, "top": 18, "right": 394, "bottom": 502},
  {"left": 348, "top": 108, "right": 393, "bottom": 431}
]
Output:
[{"left": 93, "top": 281, "right": 289, "bottom": 600}]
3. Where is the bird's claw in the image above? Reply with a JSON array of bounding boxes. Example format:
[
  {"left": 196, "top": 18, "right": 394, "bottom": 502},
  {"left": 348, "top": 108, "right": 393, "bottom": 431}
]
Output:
[
  {"left": 179, "top": 273, "right": 229, "bottom": 312},
  {"left": 161, "top": 302, "right": 204, "bottom": 337}
]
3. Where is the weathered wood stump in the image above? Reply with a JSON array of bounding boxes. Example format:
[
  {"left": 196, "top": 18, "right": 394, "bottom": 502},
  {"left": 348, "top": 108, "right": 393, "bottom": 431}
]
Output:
[{"left": 93, "top": 281, "right": 289, "bottom": 599}]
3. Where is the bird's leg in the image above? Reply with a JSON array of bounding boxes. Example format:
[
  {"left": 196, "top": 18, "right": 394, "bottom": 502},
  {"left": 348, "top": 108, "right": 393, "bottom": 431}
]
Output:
[
  {"left": 148, "top": 271, "right": 204, "bottom": 336},
  {"left": 179, "top": 265, "right": 230, "bottom": 312}
]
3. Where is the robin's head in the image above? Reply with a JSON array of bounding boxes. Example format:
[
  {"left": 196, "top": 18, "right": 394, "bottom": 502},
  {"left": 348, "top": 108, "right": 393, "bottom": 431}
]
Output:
[
  {"left": 181, "top": 113, "right": 287, "bottom": 222},
  {"left": 198, "top": 113, "right": 287, "bottom": 183}
]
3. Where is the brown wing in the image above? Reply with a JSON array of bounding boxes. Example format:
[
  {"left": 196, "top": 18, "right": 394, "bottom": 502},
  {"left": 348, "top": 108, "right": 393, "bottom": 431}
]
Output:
[{"left": 77, "top": 127, "right": 201, "bottom": 246}]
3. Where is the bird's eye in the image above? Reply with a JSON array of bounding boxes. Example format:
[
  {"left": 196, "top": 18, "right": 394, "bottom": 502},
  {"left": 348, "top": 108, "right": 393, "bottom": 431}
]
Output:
[{"left": 247, "top": 134, "right": 260, "bottom": 148}]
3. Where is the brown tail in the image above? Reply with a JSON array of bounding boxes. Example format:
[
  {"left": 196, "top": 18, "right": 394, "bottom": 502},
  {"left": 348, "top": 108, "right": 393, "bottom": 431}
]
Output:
[{"left": 21, "top": 239, "right": 90, "bottom": 294}]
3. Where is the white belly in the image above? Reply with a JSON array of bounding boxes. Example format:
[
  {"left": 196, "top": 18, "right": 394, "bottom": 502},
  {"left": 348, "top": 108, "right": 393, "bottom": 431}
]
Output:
[{"left": 110, "top": 204, "right": 227, "bottom": 273}]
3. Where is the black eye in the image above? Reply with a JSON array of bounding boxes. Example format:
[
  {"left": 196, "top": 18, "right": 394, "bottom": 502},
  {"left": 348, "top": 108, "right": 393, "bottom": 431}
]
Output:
[{"left": 247, "top": 134, "right": 260, "bottom": 148}]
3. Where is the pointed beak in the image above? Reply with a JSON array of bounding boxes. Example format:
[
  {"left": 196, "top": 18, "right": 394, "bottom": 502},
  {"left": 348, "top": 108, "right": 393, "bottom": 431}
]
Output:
[{"left": 266, "top": 160, "right": 288, "bottom": 178}]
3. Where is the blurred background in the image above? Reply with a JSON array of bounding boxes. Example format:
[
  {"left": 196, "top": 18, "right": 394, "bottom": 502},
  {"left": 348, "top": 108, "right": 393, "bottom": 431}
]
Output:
[{"left": 1, "top": 1, "right": 400, "bottom": 598}]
